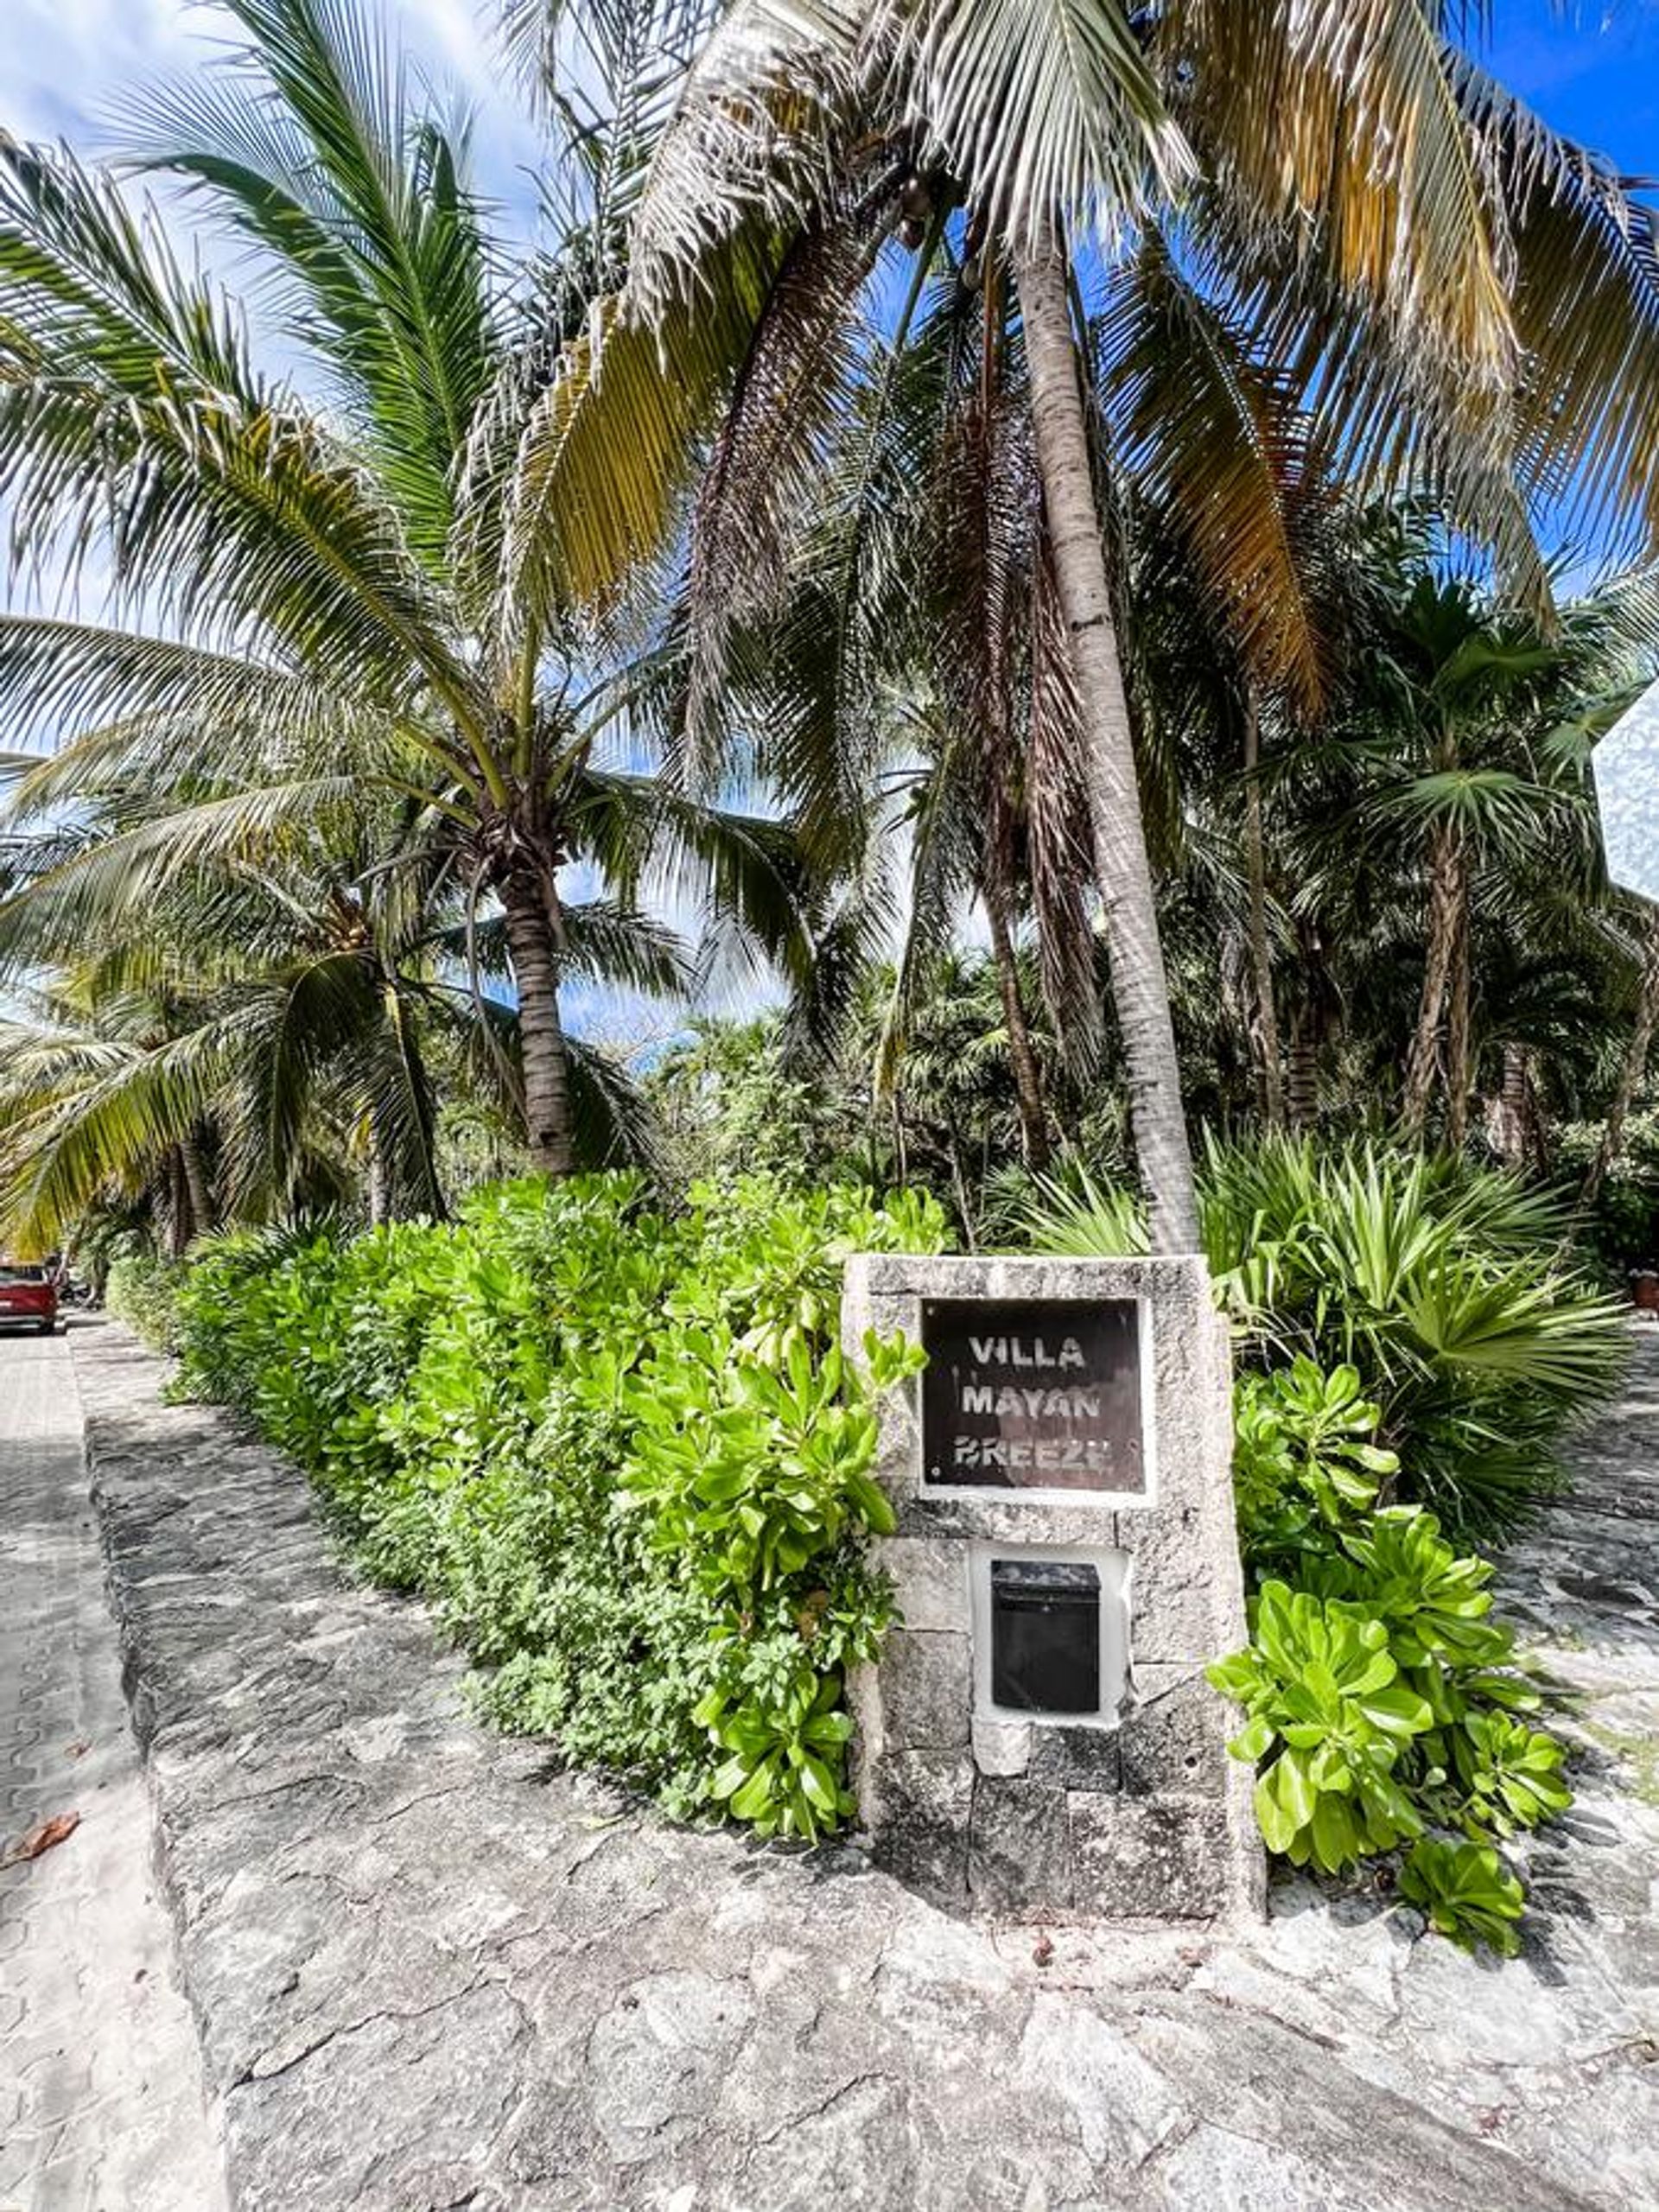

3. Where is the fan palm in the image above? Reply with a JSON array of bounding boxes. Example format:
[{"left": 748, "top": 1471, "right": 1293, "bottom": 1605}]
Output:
[
  {"left": 0, "top": 0, "right": 809, "bottom": 1179},
  {"left": 574, "top": 0, "right": 1659, "bottom": 1249},
  {"left": 1284, "top": 561, "right": 1659, "bottom": 1143}
]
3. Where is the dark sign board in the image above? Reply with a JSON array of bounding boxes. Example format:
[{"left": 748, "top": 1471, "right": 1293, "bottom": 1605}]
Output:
[{"left": 919, "top": 1298, "right": 1144, "bottom": 1494}]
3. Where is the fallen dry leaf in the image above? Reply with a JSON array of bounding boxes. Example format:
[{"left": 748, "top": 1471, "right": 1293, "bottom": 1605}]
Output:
[
  {"left": 64, "top": 1740, "right": 90, "bottom": 1759},
  {"left": 0, "top": 1811, "right": 81, "bottom": 1868}
]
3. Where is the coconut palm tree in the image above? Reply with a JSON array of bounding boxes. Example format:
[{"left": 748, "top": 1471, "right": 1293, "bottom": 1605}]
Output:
[
  {"left": 569, "top": 0, "right": 1659, "bottom": 1248},
  {"left": 0, "top": 760, "right": 703, "bottom": 1246},
  {"left": 0, "top": 0, "right": 809, "bottom": 1178}
]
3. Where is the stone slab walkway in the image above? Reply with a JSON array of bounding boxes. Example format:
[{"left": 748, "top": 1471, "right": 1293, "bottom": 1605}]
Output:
[
  {"left": 60, "top": 1316, "right": 1659, "bottom": 2210},
  {"left": 0, "top": 1325, "right": 224, "bottom": 2211}
]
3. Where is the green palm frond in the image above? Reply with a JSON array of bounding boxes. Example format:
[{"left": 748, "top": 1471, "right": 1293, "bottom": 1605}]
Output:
[
  {"left": 0, "top": 139, "right": 480, "bottom": 717},
  {"left": 0, "top": 620, "right": 411, "bottom": 797},
  {"left": 0, "top": 782, "right": 365, "bottom": 969},
  {"left": 119, "top": 0, "right": 498, "bottom": 565},
  {"left": 0, "top": 1011, "right": 250, "bottom": 1250},
  {"left": 1451, "top": 49, "right": 1659, "bottom": 559},
  {"left": 1098, "top": 236, "right": 1329, "bottom": 711}
]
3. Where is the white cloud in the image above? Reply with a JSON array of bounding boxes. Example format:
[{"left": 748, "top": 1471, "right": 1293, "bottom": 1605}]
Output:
[{"left": 1, "top": 1, "right": 543, "bottom": 228}]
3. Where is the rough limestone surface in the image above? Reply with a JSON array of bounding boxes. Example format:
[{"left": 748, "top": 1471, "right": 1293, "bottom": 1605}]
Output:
[
  {"left": 0, "top": 1325, "right": 226, "bottom": 2212},
  {"left": 842, "top": 1252, "right": 1261, "bottom": 1920},
  {"left": 67, "top": 1318, "right": 1659, "bottom": 2211}
]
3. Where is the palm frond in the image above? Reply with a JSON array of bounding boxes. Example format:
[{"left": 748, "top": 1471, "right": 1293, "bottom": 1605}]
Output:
[
  {"left": 1097, "top": 235, "right": 1329, "bottom": 711},
  {"left": 118, "top": 0, "right": 498, "bottom": 565},
  {"left": 900, "top": 0, "right": 1186, "bottom": 252}
]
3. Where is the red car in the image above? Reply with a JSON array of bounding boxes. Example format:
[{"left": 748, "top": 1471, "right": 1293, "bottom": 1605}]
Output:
[{"left": 0, "top": 1262, "right": 60, "bottom": 1334}]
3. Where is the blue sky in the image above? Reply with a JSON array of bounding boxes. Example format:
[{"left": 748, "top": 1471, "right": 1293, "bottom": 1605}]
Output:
[
  {"left": 4, "top": 3, "right": 1658, "bottom": 201},
  {"left": 1485, "top": 2, "right": 1659, "bottom": 175}
]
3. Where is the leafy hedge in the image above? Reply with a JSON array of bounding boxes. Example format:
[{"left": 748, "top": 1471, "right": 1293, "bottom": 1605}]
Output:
[
  {"left": 105, "top": 1249, "right": 185, "bottom": 1352},
  {"left": 158, "top": 1141, "right": 1605, "bottom": 1943},
  {"left": 173, "top": 1173, "right": 945, "bottom": 1840},
  {"left": 1554, "top": 1109, "right": 1659, "bottom": 1276}
]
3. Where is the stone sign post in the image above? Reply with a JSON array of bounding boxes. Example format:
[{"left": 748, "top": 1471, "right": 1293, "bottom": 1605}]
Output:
[{"left": 843, "top": 1252, "right": 1262, "bottom": 1922}]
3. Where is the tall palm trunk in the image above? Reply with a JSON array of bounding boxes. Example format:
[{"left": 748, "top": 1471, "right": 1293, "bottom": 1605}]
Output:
[
  {"left": 1402, "top": 822, "right": 1465, "bottom": 1138},
  {"left": 1016, "top": 245, "right": 1198, "bottom": 1251},
  {"left": 1241, "top": 696, "right": 1283, "bottom": 1127},
  {"left": 501, "top": 869, "right": 575, "bottom": 1177},
  {"left": 1444, "top": 894, "right": 1472, "bottom": 1149},
  {"left": 1488, "top": 1041, "right": 1541, "bottom": 1173},
  {"left": 1287, "top": 1020, "right": 1319, "bottom": 1131},
  {"left": 983, "top": 886, "right": 1052, "bottom": 1168},
  {"left": 366, "top": 1131, "right": 387, "bottom": 1227},
  {"left": 1581, "top": 909, "right": 1659, "bottom": 1207},
  {"left": 166, "top": 1145, "right": 193, "bottom": 1260},
  {"left": 179, "top": 1126, "right": 214, "bottom": 1238}
]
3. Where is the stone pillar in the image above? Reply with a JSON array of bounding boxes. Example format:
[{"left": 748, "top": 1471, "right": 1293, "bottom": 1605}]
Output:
[{"left": 844, "top": 1252, "right": 1262, "bottom": 1924}]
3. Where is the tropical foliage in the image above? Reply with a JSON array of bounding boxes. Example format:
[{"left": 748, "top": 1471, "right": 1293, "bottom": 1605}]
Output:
[
  {"left": 0, "top": 0, "right": 1656, "bottom": 1942},
  {"left": 1025, "top": 1135, "right": 1627, "bottom": 1536},
  {"left": 0, "top": 0, "right": 812, "bottom": 1240},
  {"left": 1211, "top": 1363, "right": 1572, "bottom": 1954},
  {"left": 168, "top": 1173, "right": 944, "bottom": 1840}
]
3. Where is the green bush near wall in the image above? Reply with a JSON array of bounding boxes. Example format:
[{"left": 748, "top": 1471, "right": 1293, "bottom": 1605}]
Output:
[
  {"left": 1212, "top": 1359, "right": 1571, "bottom": 1953},
  {"left": 1023, "top": 1135, "right": 1630, "bottom": 1540},
  {"left": 172, "top": 1174, "right": 946, "bottom": 1840},
  {"left": 105, "top": 1249, "right": 186, "bottom": 1353}
]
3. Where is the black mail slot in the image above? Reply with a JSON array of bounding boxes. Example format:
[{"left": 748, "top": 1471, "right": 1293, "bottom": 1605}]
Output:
[{"left": 989, "top": 1559, "right": 1101, "bottom": 1715}]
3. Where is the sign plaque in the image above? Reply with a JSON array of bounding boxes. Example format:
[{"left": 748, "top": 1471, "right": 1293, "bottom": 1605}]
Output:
[{"left": 919, "top": 1297, "right": 1143, "bottom": 1494}]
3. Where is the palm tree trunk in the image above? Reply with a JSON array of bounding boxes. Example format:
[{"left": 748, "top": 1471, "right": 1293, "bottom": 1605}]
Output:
[
  {"left": 984, "top": 887, "right": 1052, "bottom": 1169},
  {"left": 179, "top": 1127, "right": 214, "bottom": 1237},
  {"left": 1016, "top": 244, "right": 1198, "bottom": 1251},
  {"left": 501, "top": 871, "right": 575, "bottom": 1177},
  {"left": 1445, "top": 893, "right": 1472, "bottom": 1149},
  {"left": 1241, "top": 695, "right": 1283, "bottom": 1128},
  {"left": 1581, "top": 908, "right": 1659, "bottom": 1207},
  {"left": 166, "top": 1147, "right": 193, "bottom": 1261},
  {"left": 1488, "top": 1041, "right": 1533, "bottom": 1171},
  {"left": 1287, "top": 1018, "right": 1319, "bottom": 1131},
  {"left": 366, "top": 1131, "right": 387, "bottom": 1226},
  {"left": 1402, "top": 823, "right": 1463, "bottom": 1138}
]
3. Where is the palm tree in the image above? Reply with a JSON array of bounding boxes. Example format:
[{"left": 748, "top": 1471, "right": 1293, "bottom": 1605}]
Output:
[
  {"left": 579, "top": 0, "right": 1659, "bottom": 1247},
  {"left": 0, "top": 766, "right": 705, "bottom": 1247},
  {"left": 0, "top": 0, "right": 807, "bottom": 1179}
]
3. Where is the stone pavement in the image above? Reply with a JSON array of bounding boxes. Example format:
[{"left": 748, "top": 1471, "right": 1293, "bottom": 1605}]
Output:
[
  {"left": 57, "top": 1316, "right": 1659, "bottom": 2209},
  {"left": 0, "top": 1324, "right": 225, "bottom": 2211}
]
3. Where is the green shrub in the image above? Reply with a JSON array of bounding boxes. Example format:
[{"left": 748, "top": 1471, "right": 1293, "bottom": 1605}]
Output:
[
  {"left": 1232, "top": 1358, "right": 1397, "bottom": 1562},
  {"left": 1553, "top": 1109, "right": 1659, "bottom": 1276},
  {"left": 105, "top": 1249, "right": 186, "bottom": 1352},
  {"left": 1212, "top": 1351, "right": 1571, "bottom": 1953},
  {"left": 174, "top": 1173, "right": 947, "bottom": 1842},
  {"left": 1400, "top": 1837, "right": 1527, "bottom": 1957},
  {"left": 1024, "top": 1133, "right": 1627, "bottom": 1537},
  {"left": 1209, "top": 1581, "right": 1432, "bottom": 1870}
]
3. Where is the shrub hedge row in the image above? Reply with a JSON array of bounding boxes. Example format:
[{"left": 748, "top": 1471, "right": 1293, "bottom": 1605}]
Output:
[{"left": 172, "top": 1173, "right": 945, "bottom": 1842}]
